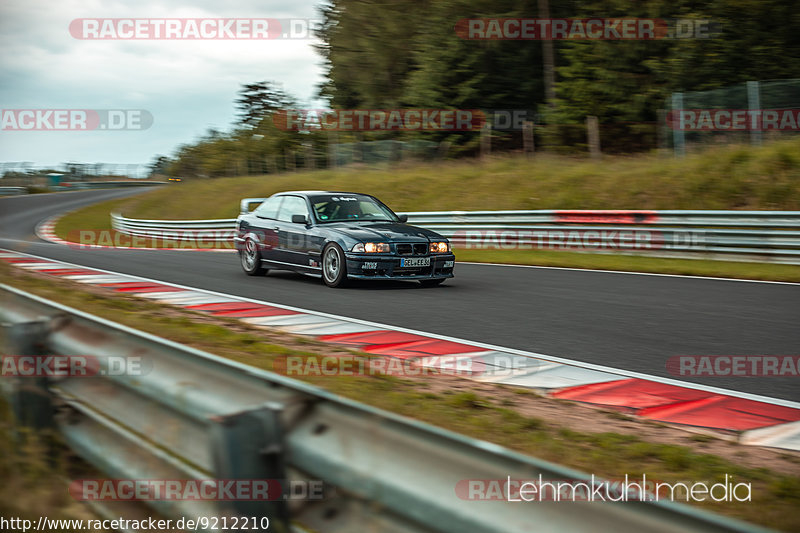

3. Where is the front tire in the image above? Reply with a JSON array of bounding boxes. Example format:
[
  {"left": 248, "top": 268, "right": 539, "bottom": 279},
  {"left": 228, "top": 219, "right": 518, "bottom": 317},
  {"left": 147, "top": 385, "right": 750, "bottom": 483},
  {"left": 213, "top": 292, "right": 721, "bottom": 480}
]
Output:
[
  {"left": 322, "top": 243, "right": 347, "bottom": 288},
  {"left": 240, "top": 237, "right": 268, "bottom": 276}
]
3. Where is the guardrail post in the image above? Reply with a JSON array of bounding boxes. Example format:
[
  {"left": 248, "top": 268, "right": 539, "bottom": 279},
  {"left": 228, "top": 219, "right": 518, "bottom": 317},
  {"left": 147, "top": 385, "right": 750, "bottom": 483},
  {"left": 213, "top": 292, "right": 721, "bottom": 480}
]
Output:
[
  {"left": 1, "top": 318, "right": 55, "bottom": 429},
  {"left": 209, "top": 403, "right": 290, "bottom": 533},
  {"left": 671, "top": 92, "right": 685, "bottom": 157}
]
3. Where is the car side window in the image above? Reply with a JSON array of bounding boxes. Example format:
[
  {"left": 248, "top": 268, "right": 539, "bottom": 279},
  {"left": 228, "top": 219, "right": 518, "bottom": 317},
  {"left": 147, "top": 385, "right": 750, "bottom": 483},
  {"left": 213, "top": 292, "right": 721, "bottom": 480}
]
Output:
[
  {"left": 277, "top": 196, "right": 309, "bottom": 222},
  {"left": 358, "top": 201, "right": 384, "bottom": 217},
  {"left": 253, "top": 196, "right": 283, "bottom": 219}
]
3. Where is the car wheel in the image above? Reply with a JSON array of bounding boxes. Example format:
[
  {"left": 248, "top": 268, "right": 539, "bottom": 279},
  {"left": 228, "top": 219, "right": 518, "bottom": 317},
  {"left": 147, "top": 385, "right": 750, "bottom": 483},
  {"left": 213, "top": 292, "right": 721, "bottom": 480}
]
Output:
[
  {"left": 240, "top": 237, "right": 268, "bottom": 276},
  {"left": 322, "top": 243, "right": 347, "bottom": 288},
  {"left": 419, "top": 278, "right": 445, "bottom": 287}
]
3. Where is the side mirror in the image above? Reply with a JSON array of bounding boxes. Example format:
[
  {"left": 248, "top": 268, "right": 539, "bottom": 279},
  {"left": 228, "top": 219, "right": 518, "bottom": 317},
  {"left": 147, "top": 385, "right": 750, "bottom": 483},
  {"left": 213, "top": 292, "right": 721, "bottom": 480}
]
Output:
[
  {"left": 397, "top": 214, "right": 408, "bottom": 223},
  {"left": 292, "top": 214, "right": 308, "bottom": 225}
]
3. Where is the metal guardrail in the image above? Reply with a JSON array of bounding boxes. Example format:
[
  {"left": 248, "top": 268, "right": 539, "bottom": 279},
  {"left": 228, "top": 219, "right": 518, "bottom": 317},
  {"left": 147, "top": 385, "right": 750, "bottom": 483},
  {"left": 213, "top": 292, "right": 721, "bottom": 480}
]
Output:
[
  {"left": 0, "top": 285, "right": 764, "bottom": 533},
  {"left": 0, "top": 186, "right": 29, "bottom": 195},
  {"left": 401, "top": 209, "right": 800, "bottom": 228},
  {"left": 0, "top": 182, "right": 165, "bottom": 195},
  {"left": 111, "top": 212, "right": 237, "bottom": 242},
  {"left": 111, "top": 207, "right": 800, "bottom": 263},
  {"left": 53, "top": 181, "right": 168, "bottom": 191},
  {"left": 76, "top": 181, "right": 168, "bottom": 189}
]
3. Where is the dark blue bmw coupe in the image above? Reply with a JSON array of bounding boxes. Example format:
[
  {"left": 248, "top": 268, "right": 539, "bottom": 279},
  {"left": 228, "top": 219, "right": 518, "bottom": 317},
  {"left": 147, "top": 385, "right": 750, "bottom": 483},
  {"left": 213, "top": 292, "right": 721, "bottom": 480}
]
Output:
[{"left": 234, "top": 191, "right": 455, "bottom": 287}]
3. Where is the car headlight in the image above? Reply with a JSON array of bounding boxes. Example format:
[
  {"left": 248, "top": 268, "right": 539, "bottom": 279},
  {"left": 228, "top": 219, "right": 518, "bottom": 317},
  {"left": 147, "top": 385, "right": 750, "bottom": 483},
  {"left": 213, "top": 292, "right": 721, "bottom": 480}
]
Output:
[
  {"left": 430, "top": 241, "right": 450, "bottom": 253},
  {"left": 352, "top": 242, "right": 390, "bottom": 253}
]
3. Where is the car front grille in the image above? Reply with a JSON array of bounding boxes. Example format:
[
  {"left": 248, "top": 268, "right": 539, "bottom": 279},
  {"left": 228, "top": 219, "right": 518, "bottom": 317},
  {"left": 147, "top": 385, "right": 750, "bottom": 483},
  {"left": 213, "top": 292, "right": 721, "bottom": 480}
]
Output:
[{"left": 396, "top": 243, "right": 428, "bottom": 255}]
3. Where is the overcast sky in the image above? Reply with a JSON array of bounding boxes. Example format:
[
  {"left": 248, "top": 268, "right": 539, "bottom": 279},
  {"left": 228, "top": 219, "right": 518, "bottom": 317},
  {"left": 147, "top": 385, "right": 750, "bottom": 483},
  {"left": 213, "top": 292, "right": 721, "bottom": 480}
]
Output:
[{"left": 0, "top": 0, "right": 325, "bottom": 169}]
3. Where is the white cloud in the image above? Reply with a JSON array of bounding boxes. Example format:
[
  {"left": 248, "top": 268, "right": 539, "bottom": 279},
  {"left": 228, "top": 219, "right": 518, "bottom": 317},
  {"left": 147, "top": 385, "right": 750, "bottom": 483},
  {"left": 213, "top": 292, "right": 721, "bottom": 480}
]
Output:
[{"left": 0, "top": 0, "right": 325, "bottom": 168}]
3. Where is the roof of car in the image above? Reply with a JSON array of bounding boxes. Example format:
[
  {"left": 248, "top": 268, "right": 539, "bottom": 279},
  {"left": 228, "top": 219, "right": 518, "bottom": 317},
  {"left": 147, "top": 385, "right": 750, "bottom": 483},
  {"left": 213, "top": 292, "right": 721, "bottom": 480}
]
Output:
[{"left": 275, "top": 190, "right": 371, "bottom": 197}]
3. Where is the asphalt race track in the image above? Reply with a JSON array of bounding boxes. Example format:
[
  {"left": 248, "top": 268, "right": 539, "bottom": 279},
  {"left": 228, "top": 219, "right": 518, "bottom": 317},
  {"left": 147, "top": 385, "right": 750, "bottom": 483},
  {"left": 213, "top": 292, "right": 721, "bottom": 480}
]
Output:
[{"left": 2, "top": 189, "right": 799, "bottom": 401}]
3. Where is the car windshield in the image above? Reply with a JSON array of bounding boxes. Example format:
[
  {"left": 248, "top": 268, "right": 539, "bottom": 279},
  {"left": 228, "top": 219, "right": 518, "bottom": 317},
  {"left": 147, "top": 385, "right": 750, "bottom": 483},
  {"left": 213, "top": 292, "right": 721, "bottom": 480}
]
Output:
[{"left": 310, "top": 194, "right": 397, "bottom": 223}]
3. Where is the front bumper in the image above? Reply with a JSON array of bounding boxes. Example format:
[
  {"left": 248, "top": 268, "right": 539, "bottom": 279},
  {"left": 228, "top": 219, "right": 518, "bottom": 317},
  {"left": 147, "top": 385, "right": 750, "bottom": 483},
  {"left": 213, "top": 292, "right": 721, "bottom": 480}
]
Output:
[{"left": 345, "top": 253, "right": 455, "bottom": 280}]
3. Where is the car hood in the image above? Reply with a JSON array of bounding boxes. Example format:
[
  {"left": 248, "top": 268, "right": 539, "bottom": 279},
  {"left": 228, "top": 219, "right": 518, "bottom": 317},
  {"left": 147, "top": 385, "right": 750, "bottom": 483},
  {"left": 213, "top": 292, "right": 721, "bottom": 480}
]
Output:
[{"left": 324, "top": 221, "right": 444, "bottom": 242}]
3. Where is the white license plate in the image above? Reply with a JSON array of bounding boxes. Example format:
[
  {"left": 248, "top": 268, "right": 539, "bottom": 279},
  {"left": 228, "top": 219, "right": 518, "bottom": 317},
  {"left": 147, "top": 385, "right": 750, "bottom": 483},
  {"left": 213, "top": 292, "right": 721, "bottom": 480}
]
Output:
[{"left": 400, "top": 257, "right": 430, "bottom": 268}]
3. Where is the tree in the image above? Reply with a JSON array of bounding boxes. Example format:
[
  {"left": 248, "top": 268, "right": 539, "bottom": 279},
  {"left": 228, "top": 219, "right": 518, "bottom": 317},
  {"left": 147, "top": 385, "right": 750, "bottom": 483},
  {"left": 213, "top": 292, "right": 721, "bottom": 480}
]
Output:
[
  {"left": 315, "top": 0, "right": 425, "bottom": 108},
  {"left": 235, "top": 82, "right": 296, "bottom": 129},
  {"left": 148, "top": 155, "right": 172, "bottom": 177}
]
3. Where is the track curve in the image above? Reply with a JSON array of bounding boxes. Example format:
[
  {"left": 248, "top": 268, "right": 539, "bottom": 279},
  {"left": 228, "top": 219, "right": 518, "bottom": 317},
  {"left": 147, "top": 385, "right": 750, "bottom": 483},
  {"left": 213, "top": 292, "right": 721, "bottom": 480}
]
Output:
[{"left": 2, "top": 189, "right": 798, "bottom": 401}]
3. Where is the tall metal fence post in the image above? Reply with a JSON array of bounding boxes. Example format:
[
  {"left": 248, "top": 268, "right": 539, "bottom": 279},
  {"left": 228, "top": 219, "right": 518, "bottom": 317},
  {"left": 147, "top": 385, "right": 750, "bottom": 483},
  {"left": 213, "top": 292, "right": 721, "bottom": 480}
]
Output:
[
  {"left": 327, "top": 132, "right": 338, "bottom": 169},
  {"left": 747, "top": 81, "right": 762, "bottom": 146},
  {"left": 480, "top": 123, "right": 491, "bottom": 160},
  {"left": 354, "top": 132, "right": 364, "bottom": 163},
  {"left": 671, "top": 92, "right": 685, "bottom": 157},
  {"left": 586, "top": 116, "right": 601, "bottom": 159},
  {"left": 657, "top": 109, "right": 668, "bottom": 155},
  {"left": 304, "top": 142, "right": 315, "bottom": 170},
  {"left": 523, "top": 121, "right": 535, "bottom": 157}
]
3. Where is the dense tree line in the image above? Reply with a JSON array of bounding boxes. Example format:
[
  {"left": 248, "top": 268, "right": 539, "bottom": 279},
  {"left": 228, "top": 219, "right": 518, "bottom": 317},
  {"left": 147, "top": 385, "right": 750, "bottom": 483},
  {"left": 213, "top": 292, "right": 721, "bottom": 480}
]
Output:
[{"left": 159, "top": 0, "right": 800, "bottom": 176}]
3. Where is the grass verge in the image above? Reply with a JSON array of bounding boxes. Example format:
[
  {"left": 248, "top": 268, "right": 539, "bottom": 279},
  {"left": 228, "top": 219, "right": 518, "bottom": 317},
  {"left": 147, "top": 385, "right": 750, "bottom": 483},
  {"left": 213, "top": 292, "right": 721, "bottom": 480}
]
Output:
[
  {"left": 0, "top": 401, "right": 104, "bottom": 531},
  {"left": 100, "top": 139, "right": 800, "bottom": 219},
  {"left": 2, "top": 261, "right": 799, "bottom": 531}
]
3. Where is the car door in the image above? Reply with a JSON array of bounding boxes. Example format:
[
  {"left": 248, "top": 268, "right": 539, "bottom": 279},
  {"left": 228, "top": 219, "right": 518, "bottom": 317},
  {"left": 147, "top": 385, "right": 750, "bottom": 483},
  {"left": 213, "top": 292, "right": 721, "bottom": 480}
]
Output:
[
  {"left": 250, "top": 195, "right": 283, "bottom": 262},
  {"left": 275, "top": 195, "right": 312, "bottom": 268}
]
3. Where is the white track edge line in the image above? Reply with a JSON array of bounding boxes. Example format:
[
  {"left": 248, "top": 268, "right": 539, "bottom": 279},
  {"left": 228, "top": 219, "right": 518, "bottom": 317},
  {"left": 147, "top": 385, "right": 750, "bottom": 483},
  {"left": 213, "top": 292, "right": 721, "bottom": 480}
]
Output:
[{"left": 5, "top": 246, "right": 800, "bottom": 410}]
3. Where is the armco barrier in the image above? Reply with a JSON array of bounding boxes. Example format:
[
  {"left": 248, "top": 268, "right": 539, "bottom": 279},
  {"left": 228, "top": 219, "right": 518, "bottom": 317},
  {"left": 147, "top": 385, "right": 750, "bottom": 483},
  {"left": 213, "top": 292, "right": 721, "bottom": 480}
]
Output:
[
  {"left": 0, "top": 284, "right": 767, "bottom": 533},
  {"left": 0, "top": 182, "right": 165, "bottom": 195},
  {"left": 110, "top": 207, "right": 800, "bottom": 263},
  {"left": 54, "top": 181, "right": 168, "bottom": 191},
  {"left": 0, "top": 186, "right": 28, "bottom": 195}
]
